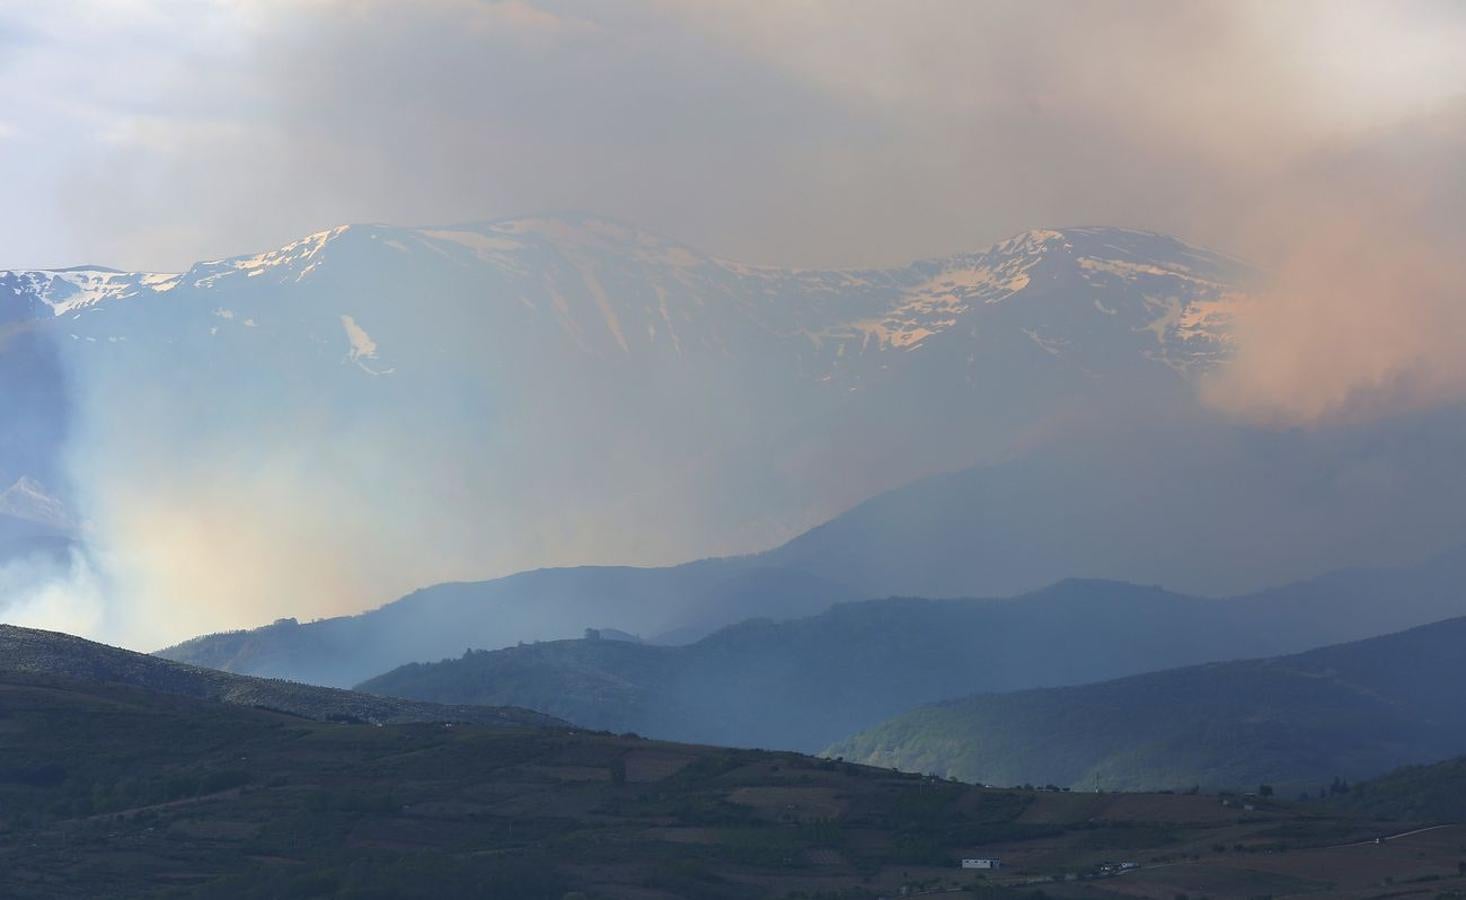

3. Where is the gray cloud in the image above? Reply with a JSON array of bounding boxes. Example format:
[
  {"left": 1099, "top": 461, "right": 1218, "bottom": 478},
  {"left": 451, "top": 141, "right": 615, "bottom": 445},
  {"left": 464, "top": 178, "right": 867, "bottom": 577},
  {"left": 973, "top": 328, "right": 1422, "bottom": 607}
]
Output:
[{"left": 9, "top": 0, "right": 1459, "bottom": 274}]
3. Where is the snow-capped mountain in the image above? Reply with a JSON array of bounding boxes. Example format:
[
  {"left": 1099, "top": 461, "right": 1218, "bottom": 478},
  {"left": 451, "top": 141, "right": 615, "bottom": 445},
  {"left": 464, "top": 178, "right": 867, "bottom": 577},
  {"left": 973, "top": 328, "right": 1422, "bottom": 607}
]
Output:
[
  {"left": 2, "top": 217, "right": 1250, "bottom": 496},
  {"left": 0, "top": 267, "right": 179, "bottom": 317},
  {"left": 2, "top": 217, "right": 1246, "bottom": 385},
  {"left": 0, "top": 217, "right": 1255, "bottom": 635}
]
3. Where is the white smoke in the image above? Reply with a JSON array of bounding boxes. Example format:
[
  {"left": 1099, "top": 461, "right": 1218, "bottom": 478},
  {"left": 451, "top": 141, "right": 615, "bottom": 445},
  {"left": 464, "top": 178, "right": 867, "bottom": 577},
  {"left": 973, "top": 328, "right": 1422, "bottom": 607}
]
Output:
[{"left": 0, "top": 547, "right": 109, "bottom": 639}]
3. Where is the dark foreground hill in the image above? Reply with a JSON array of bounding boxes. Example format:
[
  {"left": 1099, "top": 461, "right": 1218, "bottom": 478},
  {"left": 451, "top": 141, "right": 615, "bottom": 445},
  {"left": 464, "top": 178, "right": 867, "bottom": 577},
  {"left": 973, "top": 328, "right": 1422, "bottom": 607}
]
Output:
[
  {"left": 3, "top": 662, "right": 1464, "bottom": 899},
  {"left": 828, "top": 617, "right": 1466, "bottom": 792},
  {"left": 358, "top": 558, "right": 1466, "bottom": 754},
  {"left": 0, "top": 624, "right": 560, "bottom": 728}
]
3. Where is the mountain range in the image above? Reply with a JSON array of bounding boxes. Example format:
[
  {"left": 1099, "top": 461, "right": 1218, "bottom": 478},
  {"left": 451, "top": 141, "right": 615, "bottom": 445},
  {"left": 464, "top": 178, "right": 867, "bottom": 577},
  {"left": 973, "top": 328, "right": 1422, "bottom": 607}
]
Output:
[
  {"left": 2, "top": 218, "right": 1260, "bottom": 642},
  {"left": 161, "top": 561, "right": 857, "bottom": 686},
  {"left": 10, "top": 214, "right": 1466, "bottom": 701},
  {"left": 347, "top": 547, "right": 1466, "bottom": 753},
  {"left": 164, "top": 501, "right": 1466, "bottom": 696}
]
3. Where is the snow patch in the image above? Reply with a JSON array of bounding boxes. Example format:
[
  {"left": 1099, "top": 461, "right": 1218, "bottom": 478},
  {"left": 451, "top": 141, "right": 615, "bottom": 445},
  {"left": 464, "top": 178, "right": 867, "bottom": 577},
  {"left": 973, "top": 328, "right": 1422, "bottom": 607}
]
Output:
[
  {"left": 340, "top": 314, "right": 376, "bottom": 359},
  {"left": 1022, "top": 327, "right": 1068, "bottom": 357},
  {"left": 1078, "top": 256, "right": 1229, "bottom": 289},
  {"left": 420, "top": 229, "right": 524, "bottom": 256},
  {"left": 340, "top": 314, "right": 393, "bottom": 375}
]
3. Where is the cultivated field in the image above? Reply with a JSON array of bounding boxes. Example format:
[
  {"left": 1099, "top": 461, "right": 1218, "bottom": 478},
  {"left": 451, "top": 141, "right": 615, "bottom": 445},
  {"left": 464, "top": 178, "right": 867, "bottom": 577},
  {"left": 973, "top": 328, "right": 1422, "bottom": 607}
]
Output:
[{"left": 1, "top": 672, "right": 1463, "bottom": 899}]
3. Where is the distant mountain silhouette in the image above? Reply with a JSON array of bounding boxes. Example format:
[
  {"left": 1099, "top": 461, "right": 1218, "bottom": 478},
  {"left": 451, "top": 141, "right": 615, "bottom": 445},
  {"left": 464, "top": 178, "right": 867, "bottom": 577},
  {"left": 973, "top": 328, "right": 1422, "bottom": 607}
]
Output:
[
  {"left": 161, "top": 561, "right": 856, "bottom": 686},
  {"left": 763, "top": 407, "right": 1466, "bottom": 599},
  {"left": 356, "top": 549, "right": 1466, "bottom": 752}
]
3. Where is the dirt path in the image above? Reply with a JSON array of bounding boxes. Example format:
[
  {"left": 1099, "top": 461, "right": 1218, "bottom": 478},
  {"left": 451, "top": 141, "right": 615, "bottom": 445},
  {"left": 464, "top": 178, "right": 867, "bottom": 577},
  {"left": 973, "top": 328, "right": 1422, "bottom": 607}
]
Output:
[
  {"left": 1330, "top": 822, "right": 1461, "bottom": 848},
  {"left": 79, "top": 787, "right": 245, "bottom": 823}
]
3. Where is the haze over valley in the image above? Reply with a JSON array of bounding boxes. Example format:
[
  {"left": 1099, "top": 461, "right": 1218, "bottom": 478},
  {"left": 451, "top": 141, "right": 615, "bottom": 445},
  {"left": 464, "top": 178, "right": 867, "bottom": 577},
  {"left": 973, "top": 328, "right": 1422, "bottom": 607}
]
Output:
[{"left": 3, "top": 3, "right": 1466, "bottom": 897}]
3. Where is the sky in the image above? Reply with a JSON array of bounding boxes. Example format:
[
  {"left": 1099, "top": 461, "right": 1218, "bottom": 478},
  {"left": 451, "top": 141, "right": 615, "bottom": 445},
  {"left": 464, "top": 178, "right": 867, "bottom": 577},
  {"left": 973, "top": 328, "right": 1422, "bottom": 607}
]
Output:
[
  {"left": 1, "top": 0, "right": 1463, "bottom": 274},
  {"left": 2, "top": 1, "right": 1466, "bottom": 647}
]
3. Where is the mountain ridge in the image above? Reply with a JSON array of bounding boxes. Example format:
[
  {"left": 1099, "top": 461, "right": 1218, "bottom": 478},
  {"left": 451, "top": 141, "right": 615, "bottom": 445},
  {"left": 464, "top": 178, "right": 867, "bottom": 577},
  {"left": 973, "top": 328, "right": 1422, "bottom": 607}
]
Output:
[
  {"left": 346, "top": 550, "right": 1466, "bottom": 753},
  {"left": 1, "top": 216, "right": 1247, "bottom": 377},
  {"left": 158, "top": 560, "right": 859, "bottom": 686}
]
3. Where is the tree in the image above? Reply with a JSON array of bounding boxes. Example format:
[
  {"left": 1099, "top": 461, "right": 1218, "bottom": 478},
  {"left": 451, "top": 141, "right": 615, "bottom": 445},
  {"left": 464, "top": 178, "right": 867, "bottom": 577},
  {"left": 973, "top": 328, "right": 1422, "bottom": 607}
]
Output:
[{"left": 1258, "top": 784, "right": 1274, "bottom": 797}]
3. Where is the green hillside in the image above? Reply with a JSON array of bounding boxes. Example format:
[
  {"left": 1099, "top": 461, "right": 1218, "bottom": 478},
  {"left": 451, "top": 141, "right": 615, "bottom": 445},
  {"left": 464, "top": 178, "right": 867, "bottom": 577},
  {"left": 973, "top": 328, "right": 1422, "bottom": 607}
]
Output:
[{"left": 828, "top": 617, "right": 1466, "bottom": 792}]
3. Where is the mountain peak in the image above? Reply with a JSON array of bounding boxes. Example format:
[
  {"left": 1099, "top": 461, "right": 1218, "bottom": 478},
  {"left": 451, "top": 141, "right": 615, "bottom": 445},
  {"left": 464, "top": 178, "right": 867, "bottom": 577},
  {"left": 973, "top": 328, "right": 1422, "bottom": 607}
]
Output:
[
  {"left": 0, "top": 268, "right": 180, "bottom": 316},
  {"left": 186, "top": 225, "right": 353, "bottom": 288}
]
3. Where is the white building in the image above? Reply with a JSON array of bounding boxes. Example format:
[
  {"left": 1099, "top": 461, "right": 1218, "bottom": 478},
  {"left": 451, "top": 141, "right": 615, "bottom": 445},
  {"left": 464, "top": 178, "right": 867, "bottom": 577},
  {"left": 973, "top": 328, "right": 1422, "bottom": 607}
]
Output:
[{"left": 961, "top": 858, "right": 1001, "bottom": 870}]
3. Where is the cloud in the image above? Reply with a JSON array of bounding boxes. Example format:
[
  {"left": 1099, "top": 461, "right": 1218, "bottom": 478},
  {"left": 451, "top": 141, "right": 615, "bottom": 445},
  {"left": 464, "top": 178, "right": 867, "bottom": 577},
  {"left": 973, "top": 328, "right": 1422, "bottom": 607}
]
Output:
[
  {"left": 1, "top": 0, "right": 1458, "bottom": 273},
  {"left": 3, "top": 0, "right": 1466, "bottom": 648}
]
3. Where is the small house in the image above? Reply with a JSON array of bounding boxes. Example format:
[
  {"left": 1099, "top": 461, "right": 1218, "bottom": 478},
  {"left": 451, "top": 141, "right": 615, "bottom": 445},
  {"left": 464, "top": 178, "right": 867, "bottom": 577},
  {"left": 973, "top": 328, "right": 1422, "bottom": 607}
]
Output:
[{"left": 961, "top": 858, "right": 1001, "bottom": 870}]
